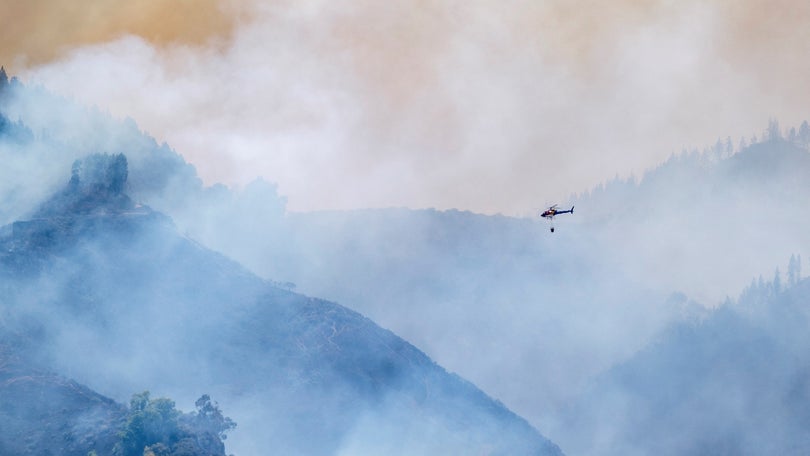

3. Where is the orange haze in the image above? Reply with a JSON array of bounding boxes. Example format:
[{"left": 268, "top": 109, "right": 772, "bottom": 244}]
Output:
[{"left": 0, "top": 0, "right": 241, "bottom": 70}]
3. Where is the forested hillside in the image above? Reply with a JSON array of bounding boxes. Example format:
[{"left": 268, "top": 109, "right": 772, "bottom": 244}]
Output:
[{"left": 563, "top": 272, "right": 810, "bottom": 455}]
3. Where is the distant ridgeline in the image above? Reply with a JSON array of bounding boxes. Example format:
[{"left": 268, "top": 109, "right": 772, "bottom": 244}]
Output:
[{"left": 574, "top": 118, "right": 810, "bottom": 204}]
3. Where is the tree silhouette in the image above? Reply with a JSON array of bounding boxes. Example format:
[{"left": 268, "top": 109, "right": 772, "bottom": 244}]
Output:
[
  {"left": 193, "top": 394, "right": 236, "bottom": 440},
  {"left": 766, "top": 119, "right": 782, "bottom": 142},
  {"left": 788, "top": 254, "right": 802, "bottom": 287},
  {"left": 799, "top": 121, "right": 810, "bottom": 146}
]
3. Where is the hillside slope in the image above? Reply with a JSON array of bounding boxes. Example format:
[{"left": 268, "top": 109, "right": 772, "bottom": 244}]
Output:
[
  {"left": 0, "top": 347, "right": 123, "bottom": 456},
  {"left": 563, "top": 277, "right": 810, "bottom": 455},
  {"left": 197, "top": 133, "right": 810, "bottom": 437},
  {"left": 0, "top": 155, "right": 563, "bottom": 455}
]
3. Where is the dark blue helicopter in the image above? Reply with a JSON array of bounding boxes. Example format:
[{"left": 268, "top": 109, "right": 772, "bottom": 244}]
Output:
[{"left": 540, "top": 204, "right": 574, "bottom": 232}]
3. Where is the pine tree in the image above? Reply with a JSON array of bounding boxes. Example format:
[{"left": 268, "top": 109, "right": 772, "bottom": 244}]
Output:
[
  {"left": 713, "top": 138, "right": 724, "bottom": 161},
  {"left": 766, "top": 119, "right": 782, "bottom": 142},
  {"left": 796, "top": 254, "right": 802, "bottom": 283},
  {"left": 0, "top": 66, "right": 7, "bottom": 92},
  {"left": 788, "top": 254, "right": 798, "bottom": 287},
  {"left": 799, "top": 121, "right": 810, "bottom": 146}
]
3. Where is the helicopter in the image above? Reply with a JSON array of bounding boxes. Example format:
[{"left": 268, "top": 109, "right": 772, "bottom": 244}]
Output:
[{"left": 540, "top": 204, "right": 574, "bottom": 232}]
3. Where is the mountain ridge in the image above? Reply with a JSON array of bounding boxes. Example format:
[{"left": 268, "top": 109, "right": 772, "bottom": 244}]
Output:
[{"left": 0, "top": 153, "right": 563, "bottom": 455}]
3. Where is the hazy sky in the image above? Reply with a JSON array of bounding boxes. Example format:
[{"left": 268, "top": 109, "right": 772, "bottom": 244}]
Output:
[{"left": 3, "top": 0, "right": 810, "bottom": 213}]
